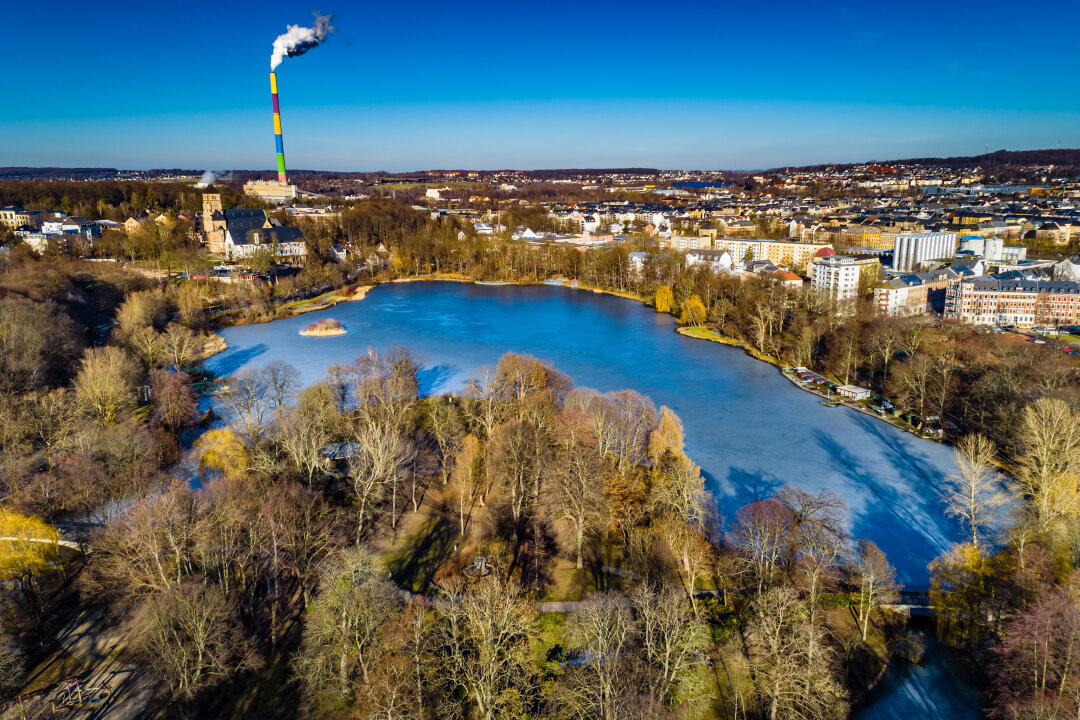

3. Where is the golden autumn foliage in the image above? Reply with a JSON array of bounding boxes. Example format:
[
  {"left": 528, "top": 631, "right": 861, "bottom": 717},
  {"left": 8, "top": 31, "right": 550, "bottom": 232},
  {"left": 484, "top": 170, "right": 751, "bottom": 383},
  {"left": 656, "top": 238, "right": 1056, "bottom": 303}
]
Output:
[
  {"left": 929, "top": 542, "right": 1013, "bottom": 648},
  {"left": 0, "top": 509, "right": 60, "bottom": 581},
  {"left": 195, "top": 427, "right": 249, "bottom": 479},
  {"left": 649, "top": 406, "right": 686, "bottom": 464},
  {"left": 654, "top": 285, "right": 674, "bottom": 314},
  {"left": 679, "top": 293, "right": 707, "bottom": 326}
]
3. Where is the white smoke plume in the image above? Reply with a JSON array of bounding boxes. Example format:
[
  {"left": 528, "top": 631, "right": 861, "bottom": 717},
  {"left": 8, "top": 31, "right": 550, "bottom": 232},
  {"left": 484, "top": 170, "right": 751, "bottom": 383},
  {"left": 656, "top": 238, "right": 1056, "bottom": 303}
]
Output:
[
  {"left": 270, "top": 13, "right": 334, "bottom": 70},
  {"left": 195, "top": 170, "right": 216, "bottom": 188}
]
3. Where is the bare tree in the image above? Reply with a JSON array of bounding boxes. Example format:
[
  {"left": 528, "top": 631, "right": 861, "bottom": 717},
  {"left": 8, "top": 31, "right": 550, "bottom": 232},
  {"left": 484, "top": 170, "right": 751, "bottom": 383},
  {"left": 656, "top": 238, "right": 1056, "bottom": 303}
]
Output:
[
  {"left": 0, "top": 630, "right": 26, "bottom": 699},
  {"left": 84, "top": 480, "right": 196, "bottom": 600},
  {"left": 263, "top": 359, "right": 300, "bottom": 408},
  {"left": 549, "top": 434, "right": 606, "bottom": 569},
  {"left": 73, "top": 346, "right": 139, "bottom": 424},
  {"left": 747, "top": 586, "right": 847, "bottom": 720},
  {"left": 353, "top": 347, "right": 420, "bottom": 435},
  {"left": 1015, "top": 399, "right": 1080, "bottom": 536},
  {"left": 162, "top": 322, "right": 199, "bottom": 371},
  {"left": 489, "top": 420, "right": 542, "bottom": 522},
  {"left": 30, "top": 388, "right": 75, "bottom": 467},
  {"left": 869, "top": 320, "right": 903, "bottom": 380},
  {"left": 450, "top": 434, "right": 482, "bottom": 535},
  {"left": 732, "top": 499, "right": 794, "bottom": 594},
  {"left": 434, "top": 572, "right": 538, "bottom": 720},
  {"left": 149, "top": 368, "right": 197, "bottom": 431},
  {"left": 631, "top": 584, "right": 710, "bottom": 711},
  {"left": 133, "top": 581, "right": 257, "bottom": 700},
  {"left": 294, "top": 545, "right": 399, "bottom": 712},
  {"left": 219, "top": 367, "right": 272, "bottom": 446},
  {"left": 944, "top": 434, "right": 1009, "bottom": 548},
  {"left": 495, "top": 352, "right": 551, "bottom": 419},
  {"left": 591, "top": 390, "right": 656, "bottom": 473},
  {"left": 325, "top": 361, "right": 356, "bottom": 413},
  {"left": 464, "top": 366, "right": 506, "bottom": 438},
  {"left": 128, "top": 326, "right": 164, "bottom": 367},
  {"left": 894, "top": 353, "right": 934, "bottom": 426},
  {"left": 428, "top": 398, "right": 464, "bottom": 486},
  {"left": 565, "top": 592, "right": 635, "bottom": 720},
  {"left": 851, "top": 539, "right": 901, "bottom": 641},
  {"left": 348, "top": 423, "right": 414, "bottom": 540},
  {"left": 277, "top": 384, "right": 335, "bottom": 485},
  {"left": 651, "top": 453, "right": 708, "bottom": 592}
]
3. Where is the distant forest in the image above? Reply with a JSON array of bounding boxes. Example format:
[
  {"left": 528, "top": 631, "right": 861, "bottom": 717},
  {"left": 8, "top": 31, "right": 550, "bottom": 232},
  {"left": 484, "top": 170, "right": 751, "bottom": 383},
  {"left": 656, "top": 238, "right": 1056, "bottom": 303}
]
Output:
[
  {"left": 780, "top": 148, "right": 1080, "bottom": 172},
  {"left": 5, "top": 149, "right": 1080, "bottom": 181}
]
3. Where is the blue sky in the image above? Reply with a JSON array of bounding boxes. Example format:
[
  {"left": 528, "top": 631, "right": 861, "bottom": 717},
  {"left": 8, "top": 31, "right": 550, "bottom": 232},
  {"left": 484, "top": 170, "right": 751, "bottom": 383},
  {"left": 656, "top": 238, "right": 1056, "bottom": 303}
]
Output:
[{"left": 2, "top": 0, "right": 1078, "bottom": 171}]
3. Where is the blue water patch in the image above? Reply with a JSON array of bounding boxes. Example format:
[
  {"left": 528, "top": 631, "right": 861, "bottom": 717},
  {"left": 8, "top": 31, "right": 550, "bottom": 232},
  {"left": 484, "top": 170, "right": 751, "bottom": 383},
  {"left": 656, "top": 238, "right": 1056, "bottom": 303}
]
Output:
[{"left": 211, "top": 281, "right": 968, "bottom": 589}]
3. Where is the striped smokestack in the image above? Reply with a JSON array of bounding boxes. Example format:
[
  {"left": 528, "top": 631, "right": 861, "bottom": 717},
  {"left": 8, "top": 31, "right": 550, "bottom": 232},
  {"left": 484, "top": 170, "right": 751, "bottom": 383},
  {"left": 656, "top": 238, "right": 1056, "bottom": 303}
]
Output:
[{"left": 270, "top": 72, "right": 287, "bottom": 183}]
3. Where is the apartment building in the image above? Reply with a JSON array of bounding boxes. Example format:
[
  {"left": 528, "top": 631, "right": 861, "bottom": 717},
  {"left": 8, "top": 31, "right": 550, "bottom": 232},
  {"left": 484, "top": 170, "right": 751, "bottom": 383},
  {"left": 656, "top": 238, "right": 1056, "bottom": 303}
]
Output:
[
  {"left": 945, "top": 277, "right": 1080, "bottom": 327},
  {"left": 666, "top": 234, "right": 713, "bottom": 251},
  {"left": 874, "top": 278, "right": 930, "bottom": 316},
  {"left": 712, "top": 238, "right": 832, "bottom": 274},
  {"left": 0, "top": 206, "right": 37, "bottom": 229},
  {"left": 812, "top": 255, "right": 880, "bottom": 302},
  {"left": 839, "top": 225, "right": 898, "bottom": 250}
]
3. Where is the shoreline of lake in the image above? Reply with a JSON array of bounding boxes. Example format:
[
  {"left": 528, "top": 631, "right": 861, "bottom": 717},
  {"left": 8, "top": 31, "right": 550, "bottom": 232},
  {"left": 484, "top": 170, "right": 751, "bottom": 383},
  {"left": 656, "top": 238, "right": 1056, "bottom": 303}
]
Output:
[{"left": 216, "top": 274, "right": 929, "bottom": 444}]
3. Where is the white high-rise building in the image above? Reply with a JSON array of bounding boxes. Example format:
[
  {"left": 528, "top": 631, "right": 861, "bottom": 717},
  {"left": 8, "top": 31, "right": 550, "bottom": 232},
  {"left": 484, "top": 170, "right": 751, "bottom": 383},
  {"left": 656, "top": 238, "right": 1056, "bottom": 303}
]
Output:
[
  {"left": 812, "top": 255, "right": 879, "bottom": 302},
  {"left": 892, "top": 232, "right": 958, "bottom": 271}
]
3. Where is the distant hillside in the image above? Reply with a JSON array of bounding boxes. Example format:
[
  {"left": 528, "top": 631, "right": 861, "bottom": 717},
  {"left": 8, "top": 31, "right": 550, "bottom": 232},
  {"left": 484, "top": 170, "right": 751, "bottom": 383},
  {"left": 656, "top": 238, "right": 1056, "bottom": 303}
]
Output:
[
  {"left": 780, "top": 148, "right": 1080, "bottom": 172},
  {"left": 0, "top": 167, "right": 120, "bottom": 180},
  {"left": 519, "top": 168, "right": 660, "bottom": 179}
]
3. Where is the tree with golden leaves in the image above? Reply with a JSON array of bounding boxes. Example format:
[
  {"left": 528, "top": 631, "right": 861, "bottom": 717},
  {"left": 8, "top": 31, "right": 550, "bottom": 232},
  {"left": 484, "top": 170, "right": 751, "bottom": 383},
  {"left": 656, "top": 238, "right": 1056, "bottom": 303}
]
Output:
[
  {"left": 195, "top": 427, "right": 249, "bottom": 480},
  {"left": 0, "top": 509, "right": 62, "bottom": 623},
  {"left": 654, "top": 285, "right": 674, "bottom": 314},
  {"left": 680, "top": 293, "right": 707, "bottom": 326},
  {"left": 648, "top": 405, "right": 685, "bottom": 465},
  {"left": 929, "top": 542, "right": 1012, "bottom": 647}
]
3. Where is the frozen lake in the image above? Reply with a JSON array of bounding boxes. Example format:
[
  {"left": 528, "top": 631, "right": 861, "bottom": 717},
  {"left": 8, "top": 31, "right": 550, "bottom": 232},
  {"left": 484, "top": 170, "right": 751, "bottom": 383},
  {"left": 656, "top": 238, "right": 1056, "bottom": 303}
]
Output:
[{"left": 210, "top": 281, "right": 967, "bottom": 589}]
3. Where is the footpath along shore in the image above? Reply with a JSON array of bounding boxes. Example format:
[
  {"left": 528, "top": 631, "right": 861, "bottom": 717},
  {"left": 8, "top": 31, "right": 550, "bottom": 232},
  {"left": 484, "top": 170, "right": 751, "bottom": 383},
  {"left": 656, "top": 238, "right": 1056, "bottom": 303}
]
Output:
[{"left": 674, "top": 325, "right": 931, "bottom": 439}]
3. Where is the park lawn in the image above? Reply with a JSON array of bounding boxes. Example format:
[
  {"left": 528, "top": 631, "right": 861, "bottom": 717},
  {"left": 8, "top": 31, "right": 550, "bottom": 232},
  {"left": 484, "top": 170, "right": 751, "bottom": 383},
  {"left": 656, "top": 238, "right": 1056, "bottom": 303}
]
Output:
[
  {"left": 535, "top": 613, "right": 568, "bottom": 665},
  {"left": 826, "top": 606, "right": 891, "bottom": 697},
  {"left": 678, "top": 325, "right": 732, "bottom": 343},
  {"left": 381, "top": 509, "right": 460, "bottom": 593},
  {"left": 281, "top": 288, "right": 336, "bottom": 312},
  {"left": 539, "top": 559, "right": 619, "bottom": 602}
]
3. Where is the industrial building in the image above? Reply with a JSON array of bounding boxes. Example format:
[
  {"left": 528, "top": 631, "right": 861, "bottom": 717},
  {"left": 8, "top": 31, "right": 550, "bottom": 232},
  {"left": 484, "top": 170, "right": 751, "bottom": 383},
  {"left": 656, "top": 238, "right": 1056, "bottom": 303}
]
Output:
[
  {"left": 891, "top": 232, "right": 958, "bottom": 272},
  {"left": 243, "top": 179, "right": 299, "bottom": 203},
  {"left": 958, "top": 235, "right": 1004, "bottom": 261},
  {"left": 239, "top": 70, "right": 300, "bottom": 204}
]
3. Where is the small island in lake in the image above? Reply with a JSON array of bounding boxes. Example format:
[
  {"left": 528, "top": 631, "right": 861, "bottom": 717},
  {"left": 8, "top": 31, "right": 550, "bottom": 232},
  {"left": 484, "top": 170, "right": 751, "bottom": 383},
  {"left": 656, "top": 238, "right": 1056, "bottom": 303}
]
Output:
[{"left": 299, "top": 318, "right": 346, "bottom": 337}]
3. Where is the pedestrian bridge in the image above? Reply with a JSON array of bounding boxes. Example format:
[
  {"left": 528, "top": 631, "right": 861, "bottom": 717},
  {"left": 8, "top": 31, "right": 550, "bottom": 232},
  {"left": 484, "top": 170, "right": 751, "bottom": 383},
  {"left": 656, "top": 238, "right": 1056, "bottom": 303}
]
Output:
[{"left": 0, "top": 536, "right": 83, "bottom": 551}]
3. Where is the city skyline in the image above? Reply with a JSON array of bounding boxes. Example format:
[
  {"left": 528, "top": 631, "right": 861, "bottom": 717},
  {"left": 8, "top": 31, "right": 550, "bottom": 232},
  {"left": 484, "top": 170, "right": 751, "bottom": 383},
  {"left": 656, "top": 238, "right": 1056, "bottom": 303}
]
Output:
[{"left": 3, "top": 0, "right": 1079, "bottom": 170}]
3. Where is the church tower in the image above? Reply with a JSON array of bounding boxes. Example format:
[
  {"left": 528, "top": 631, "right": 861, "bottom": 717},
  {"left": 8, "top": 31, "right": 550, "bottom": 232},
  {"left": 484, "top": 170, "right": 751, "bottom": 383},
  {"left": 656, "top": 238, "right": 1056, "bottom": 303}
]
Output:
[{"left": 201, "top": 193, "right": 226, "bottom": 255}]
